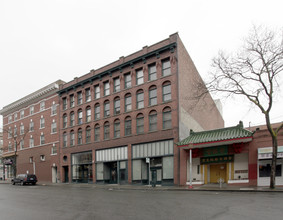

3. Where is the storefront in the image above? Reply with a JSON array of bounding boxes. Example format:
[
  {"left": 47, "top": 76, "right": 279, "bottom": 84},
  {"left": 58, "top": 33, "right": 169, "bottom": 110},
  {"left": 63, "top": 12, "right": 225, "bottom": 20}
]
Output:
[
  {"left": 257, "top": 146, "right": 283, "bottom": 186},
  {"left": 132, "top": 139, "right": 174, "bottom": 185},
  {"left": 71, "top": 151, "right": 93, "bottom": 183},
  {"left": 95, "top": 146, "right": 128, "bottom": 184},
  {"left": 3, "top": 156, "right": 15, "bottom": 179}
]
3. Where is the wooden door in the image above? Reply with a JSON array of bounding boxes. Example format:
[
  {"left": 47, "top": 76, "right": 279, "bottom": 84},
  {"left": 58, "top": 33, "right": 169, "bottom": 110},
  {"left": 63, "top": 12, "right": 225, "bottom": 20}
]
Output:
[{"left": 210, "top": 164, "right": 226, "bottom": 183}]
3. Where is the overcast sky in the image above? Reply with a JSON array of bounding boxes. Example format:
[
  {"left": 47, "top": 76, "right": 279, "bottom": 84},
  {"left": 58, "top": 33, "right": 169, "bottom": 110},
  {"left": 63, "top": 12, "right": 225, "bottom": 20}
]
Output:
[{"left": 1, "top": 0, "right": 282, "bottom": 129}]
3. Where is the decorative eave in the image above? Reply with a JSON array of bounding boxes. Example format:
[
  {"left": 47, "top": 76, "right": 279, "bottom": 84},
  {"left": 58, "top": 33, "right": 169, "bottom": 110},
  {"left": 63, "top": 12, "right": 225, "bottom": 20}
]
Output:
[
  {"left": 177, "top": 121, "right": 254, "bottom": 149},
  {"left": 58, "top": 42, "right": 177, "bottom": 96},
  {"left": 0, "top": 80, "right": 65, "bottom": 116}
]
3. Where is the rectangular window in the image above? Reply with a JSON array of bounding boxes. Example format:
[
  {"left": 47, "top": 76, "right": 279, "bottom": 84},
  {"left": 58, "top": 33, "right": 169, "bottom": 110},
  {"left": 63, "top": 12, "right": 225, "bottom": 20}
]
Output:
[
  {"left": 62, "top": 98, "right": 67, "bottom": 110},
  {"left": 30, "top": 121, "right": 34, "bottom": 132},
  {"left": 52, "top": 103, "right": 57, "bottom": 115},
  {"left": 20, "top": 124, "right": 24, "bottom": 135},
  {"left": 104, "top": 81, "right": 110, "bottom": 96},
  {"left": 85, "top": 88, "right": 91, "bottom": 102},
  {"left": 40, "top": 101, "right": 45, "bottom": 111},
  {"left": 70, "top": 95, "right": 75, "bottom": 108},
  {"left": 40, "top": 134, "right": 45, "bottom": 145},
  {"left": 29, "top": 157, "right": 33, "bottom": 163},
  {"left": 20, "top": 110, "right": 24, "bottom": 119},
  {"left": 136, "top": 69, "right": 144, "bottom": 85},
  {"left": 52, "top": 144, "right": 57, "bottom": 155},
  {"left": 162, "top": 59, "right": 171, "bottom": 76},
  {"left": 20, "top": 140, "right": 24, "bottom": 150},
  {"left": 40, "top": 117, "right": 45, "bottom": 128},
  {"left": 51, "top": 121, "right": 57, "bottom": 133},
  {"left": 124, "top": 73, "right": 131, "bottom": 89},
  {"left": 77, "top": 92, "right": 83, "bottom": 105},
  {"left": 14, "top": 113, "right": 17, "bottom": 121},
  {"left": 259, "top": 163, "right": 282, "bottom": 177},
  {"left": 94, "top": 85, "right": 100, "bottom": 99},
  {"left": 148, "top": 64, "right": 157, "bottom": 81},
  {"left": 114, "top": 77, "right": 120, "bottom": 92},
  {"left": 30, "top": 106, "right": 34, "bottom": 115},
  {"left": 8, "top": 115, "right": 12, "bottom": 123},
  {"left": 30, "top": 138, "right": 34, "bottom": 148}
]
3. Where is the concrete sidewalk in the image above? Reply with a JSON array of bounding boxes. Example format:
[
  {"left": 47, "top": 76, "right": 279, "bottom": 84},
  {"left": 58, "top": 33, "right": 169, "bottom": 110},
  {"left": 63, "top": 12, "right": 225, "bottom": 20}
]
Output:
[{"left": 1, "top": 180, "right": 283, "bottom": 192}]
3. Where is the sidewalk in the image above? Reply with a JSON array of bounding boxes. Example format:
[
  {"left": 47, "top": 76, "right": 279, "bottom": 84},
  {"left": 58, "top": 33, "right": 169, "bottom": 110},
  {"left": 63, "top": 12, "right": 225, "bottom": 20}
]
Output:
[{"left": 1, "top": 180, "right": 283, "bottom": 192}]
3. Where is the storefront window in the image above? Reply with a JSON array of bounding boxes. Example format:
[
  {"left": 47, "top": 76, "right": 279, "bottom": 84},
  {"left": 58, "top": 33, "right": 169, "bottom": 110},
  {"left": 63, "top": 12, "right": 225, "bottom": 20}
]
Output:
[
  {"left": 259, "top": 163, "right": 282, "bottom": 177},
  {"left": 71, "top": 152, "right": 93, "bottom": 183}
]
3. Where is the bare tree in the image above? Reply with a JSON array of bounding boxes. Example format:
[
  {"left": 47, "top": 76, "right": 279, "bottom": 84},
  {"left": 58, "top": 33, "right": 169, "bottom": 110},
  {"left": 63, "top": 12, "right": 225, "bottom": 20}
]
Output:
[{"left": 206, "top": 25, "right": 283, "bottom": 188}]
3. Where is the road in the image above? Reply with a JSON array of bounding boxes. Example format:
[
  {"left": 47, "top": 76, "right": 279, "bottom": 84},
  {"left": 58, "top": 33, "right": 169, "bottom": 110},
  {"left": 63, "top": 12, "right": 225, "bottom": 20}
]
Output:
[{"left": 0, "top": 183, "right": 283, "bottom": 220}]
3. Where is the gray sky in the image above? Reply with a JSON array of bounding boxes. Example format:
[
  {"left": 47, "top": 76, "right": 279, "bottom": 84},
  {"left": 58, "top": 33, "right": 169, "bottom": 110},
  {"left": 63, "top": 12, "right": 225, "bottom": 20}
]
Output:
[{"left": 1, "top": 0, "right": 282, "bottom": 129}]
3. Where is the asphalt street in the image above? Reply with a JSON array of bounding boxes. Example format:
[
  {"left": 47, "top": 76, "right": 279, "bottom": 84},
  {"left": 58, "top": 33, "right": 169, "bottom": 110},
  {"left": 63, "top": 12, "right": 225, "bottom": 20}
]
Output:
[{"left": 0, "top": 183, "right": 283, "bottom": 220}]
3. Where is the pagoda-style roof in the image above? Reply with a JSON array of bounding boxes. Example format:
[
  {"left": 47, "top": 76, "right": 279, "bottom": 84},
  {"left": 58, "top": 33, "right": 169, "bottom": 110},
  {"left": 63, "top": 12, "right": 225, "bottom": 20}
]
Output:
[{"left": 177, "top": 121, "right": 253, "bottom": 149}]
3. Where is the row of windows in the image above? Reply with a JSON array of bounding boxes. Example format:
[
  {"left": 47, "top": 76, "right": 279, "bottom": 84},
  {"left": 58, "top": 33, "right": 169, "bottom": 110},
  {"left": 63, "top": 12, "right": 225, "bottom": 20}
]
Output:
[
  {"left": 62, "top": 107, "right": 172, "bottom": 147},
  {"left": 62, "top": 82, "right": 172, "bottom": 128},
  {"left": 62, "top": 58, "right": 171, "bottom": 110},
  {"left": 7, "top": 101, "right": 57, "bottom": 124}
]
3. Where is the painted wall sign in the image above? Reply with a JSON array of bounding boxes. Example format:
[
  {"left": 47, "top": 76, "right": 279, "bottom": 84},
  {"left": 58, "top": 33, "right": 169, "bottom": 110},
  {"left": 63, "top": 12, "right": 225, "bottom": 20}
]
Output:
[{"left": 200, "top": 155, "right": 234, "bottom": 164}]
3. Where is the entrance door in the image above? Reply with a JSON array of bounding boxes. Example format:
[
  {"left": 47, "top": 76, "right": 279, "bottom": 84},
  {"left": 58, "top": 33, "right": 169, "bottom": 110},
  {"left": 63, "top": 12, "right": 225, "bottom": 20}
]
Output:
[
  {"left": 52, "top": 166, "right": 57, "bottom": 183},
  {"left": 63, "top": 166, "right": 69, "bottom": 183},
  {"left": 109, "top": 162, "right": 117, "bottom": 184},
  {"left": 210, "top": 164, "right": 226, "bottom": 183}
]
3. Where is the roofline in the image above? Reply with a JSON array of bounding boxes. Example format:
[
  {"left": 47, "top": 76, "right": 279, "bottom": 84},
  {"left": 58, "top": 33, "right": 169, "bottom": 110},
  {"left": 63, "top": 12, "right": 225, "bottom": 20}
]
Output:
[{"left": 177, "top": 136, "right": 253, "bottom": 149}]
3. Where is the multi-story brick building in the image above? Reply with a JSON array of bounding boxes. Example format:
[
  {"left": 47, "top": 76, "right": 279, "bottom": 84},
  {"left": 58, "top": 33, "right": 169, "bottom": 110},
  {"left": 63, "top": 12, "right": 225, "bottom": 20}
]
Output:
[
  {"left": 0, "top": 132, "right": 3, "bottom": 180},
  {"left": 0, "top": 80, "right": 65, "bottom": 182},
  {"left": 57, "top": 33, "right": 224, "bottom": 185}
]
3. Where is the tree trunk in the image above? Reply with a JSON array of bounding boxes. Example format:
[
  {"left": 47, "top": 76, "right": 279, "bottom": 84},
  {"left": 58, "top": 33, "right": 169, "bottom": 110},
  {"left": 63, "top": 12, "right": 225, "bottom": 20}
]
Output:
[{"left": 270, "top": 136, "right": 278, "bottom": 189}]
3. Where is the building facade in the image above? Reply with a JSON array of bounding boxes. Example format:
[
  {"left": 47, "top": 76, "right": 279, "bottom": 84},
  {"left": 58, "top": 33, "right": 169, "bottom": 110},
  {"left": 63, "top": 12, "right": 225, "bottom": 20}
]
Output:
[
  {"left": 0, "top": 80, "right": 65, "bottom": 182},
  {"left": 0, "top": 132, "right": 3, "bottom": 180},
  {"left": 57, "top": 33, "right": 224, "bottom": 185}
]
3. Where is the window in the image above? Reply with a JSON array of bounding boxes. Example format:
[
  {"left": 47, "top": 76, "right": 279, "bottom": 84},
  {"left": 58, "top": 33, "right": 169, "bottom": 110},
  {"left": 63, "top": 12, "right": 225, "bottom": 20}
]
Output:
[
  {"left": 63, "top": 114, "right": 67, "bottom": 128},
  {"left": 162, "top": 58, "right": 171, "bottom": 76},
  {"left": 70, "top": 112, "right": 75, "bottom": 126},
  {"left": 40, "top": 101, "right": 45, "bottom": 111},
  {"left": 20, "top": 139, "right": 24, "bottom": 150},
  {"left": 104, "top": 122, "right": 110, "bottom": 140},
  {"left": 40, "top": 116, "right": 45, "bottom": 128},
  {"left": 63, "top": 97, "right": 67, "bottom": 110},
  {"left": 94, "top": 85, "right": 100, "bottom": 99},
  {"left": 125, "top": 116, "right": 132, "bottom": 136},
  {"left": 259, "top": 163, "right": 282, "bottom": 177},
  {"left": 51, "top": 120, "right": 57, "bottom": 133},
  {"left": 148, "top": 63, "right": 157, "bottom": 81},
  {"left": 70, "top": 131, "right": 75, "bottom": 146},
  {"left": 86, "top": 126, "right": 91, "bottom": 143},
  {"left": 136, "top": 90, "right": 144, "bottom": 109},
  {"left": 149, "top": 110, "right": 157, "bottom": 131},
  {"left": 94, "top": 124, "right": 100, "bottom": 141},
  {"left": 8, "top": 142, "right": 12, "bottom": 151},
  {"left": 40, "top": 155, "right": 45, "bottom": 161},
  {"left": 85, "top": 88, "right": 91, "bottom": 102},
  {"left": 136, "top": 69, "right": 144, "bottom": 85},
  {"left": 20, "top": 124, "right": 24, "bottom": 135},
  {"left": 52, "top": 102, "right": 57, "bottom": 115},
  {"left": 86, "top": 107, "right": 91, "bottom": 122},
  {"left": 136, "top": 113, "right": 144, "bottom": 134},
  {"left": 40, "top": 133, "right": 45, "bottom": 145},
  {"left": 29, "top": 157, "right": 33, "bottom": 163},
  {"left": 114, "top": 77, "right": 120, "bottom": 92},
  {"left": 30, "top": 106, "right": 34, "bottom": 115},
  {"left": 70, "top": 94, "right": 75, "bottom": 108},
  {"left": 163, "top": 107, "right": 172, "bottom": 129},
  {"left": 162, "top": 82, "right": 171, "bottom": 102},
  {"left": 125, "top": 93, "right": 132, "bottom": 112},
  {"left": 29, "top": 120, "right": 34, "bottom": 132},
  {"left": 104, "top": 100, "right": 110, "bottom": 117},
  {"left": 114, "top": 97, "right": 120, "bottom": 115},
  {"left": 51, "top": 144, "right": 57, "bottom": 155},
  {"left": 114, "top": 119, "right": 120, "bottom": 138},
  {"left": 14, "top": 126, "right": 17, "bottom": 137},
  {"left": 124, "top": 73, "right": 131, "bottom": 89},
  {"left": 104, "top": 81, "right": 110, "bottom": 96},
  {"left": 8, "top": 127, "right": 12, "bottom": 138},
  {"left": 78, "top": 129, "right": 82, "bottom": 145},
  {"left": 78, "top": 109, "right": 83, "bottom": 125},
  {"left": 77, "top": 91, "right": 83, "bottom": 105},
  {"left": 149, "top": 86, "right": 157, "bottom": 106},
  {"left": 20, "top": 110, "right": 24, "bottom": 119},
  {"left": 94, "top": 104, "right": 100, "bottom": 120},
  {"left": 30, "top": 136, "right": 34, "bottom": 148},
  {"left": 63, "top": 132, "right": 67, "bottom": 147},
  {"left": 14, "top": 113, "right": 17, "bottom": 121},
  {"left": 8, "top": 115, "right": 12, "bottom": 123}
]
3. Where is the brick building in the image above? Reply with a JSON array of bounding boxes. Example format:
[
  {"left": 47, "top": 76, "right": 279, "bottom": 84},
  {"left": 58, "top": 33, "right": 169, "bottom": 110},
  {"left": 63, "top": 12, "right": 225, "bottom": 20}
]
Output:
[
  {"left": 57, "top": 33, "right": 224, "bottom": 185},
  {"left": 0, "top": 80, "right": 65, "bottom": 182}
]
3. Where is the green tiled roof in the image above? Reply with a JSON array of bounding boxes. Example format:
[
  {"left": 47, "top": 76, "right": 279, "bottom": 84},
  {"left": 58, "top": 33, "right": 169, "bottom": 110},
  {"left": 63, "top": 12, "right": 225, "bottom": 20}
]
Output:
[{"left": 177, "top": 121, "right": 253, "bottom": 147}]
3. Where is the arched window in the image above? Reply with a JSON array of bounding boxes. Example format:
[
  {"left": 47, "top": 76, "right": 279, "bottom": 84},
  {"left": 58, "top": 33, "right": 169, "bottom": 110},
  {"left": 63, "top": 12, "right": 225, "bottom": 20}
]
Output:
[
  {"left": 86, "top": 106, "right": 91, "bottom": 122},
  {"left": 125, "top": 116, "right": 132, "bottom": 136},
  {"left": 104, "top": 121, "right": 110, "bottom": 140},
  {"left": 94, "top": 103, "right": 100, "bottom": 120},
  {"left": 114, "top": 97, "right": 121, "bottom": 115},
  {"left": 63, "top": 114, "right": 67, "bottom": 128},
  {"left": 162, "top": 81, "right": 171, "bottom": 102},
  {"left": 70, "top": 130, "right": 75, "bottom": 146},
  {"left": 86, "top": 126, "right": 91, "bottom": 143},
  {"left": 136, "top": 113, "right": 144, "bottom": 134},
  {"left": 114, "top": 119, "right": 120, "bottom": 138},
  {"left": 163, "top": 107, "right": 172, "bottom": 129},
  {"left": 104, "top": 100, "right": 110, "bottom": 117},
  {"left": 78, "top": 128, "right": 83, "bottom": 145},
  {"left": 63, "top": 132, "right": 67, "bottom": 147},
  {"left": 70, "top": 111, "right": 75, "bottom": 126},
  {"left": 149, "top": 85, "right": 157, "bottom": 106},
  {"left": 125, "top": 93, "right": 132, "bottom": 112},
  {"left": 136, "top": 89, "right": 144, "bottom": 109},
  {"left": 149, "top": 110, "right": 157, "bottom": 131},
  {"left": 78, "top": 109, "right": 83, "bottom": 125},
  {"left": 94, "top": 124, "right": 100, "bottom": 141}
]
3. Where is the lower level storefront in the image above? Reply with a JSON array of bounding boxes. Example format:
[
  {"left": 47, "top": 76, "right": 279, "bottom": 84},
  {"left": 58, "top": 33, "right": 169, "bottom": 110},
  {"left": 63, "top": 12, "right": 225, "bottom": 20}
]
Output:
[{"left": 71, "top": 151, "right": 93, "bottom": 183}]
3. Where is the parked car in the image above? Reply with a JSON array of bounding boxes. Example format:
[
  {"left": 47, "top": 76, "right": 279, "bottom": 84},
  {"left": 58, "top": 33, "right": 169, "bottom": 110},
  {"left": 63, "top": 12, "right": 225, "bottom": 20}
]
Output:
[{"left": 11, "top": 174, "right": 37, "bottom": 185}]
